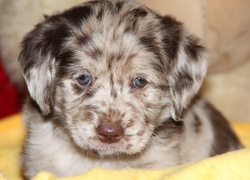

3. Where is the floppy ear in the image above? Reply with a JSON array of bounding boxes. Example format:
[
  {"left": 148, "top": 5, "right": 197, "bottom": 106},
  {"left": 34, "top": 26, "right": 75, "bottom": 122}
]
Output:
[
  {"left": 18, "top": 18, "right": 68, "bottom": 116},
  {"left": 169, "top": 34, "right": 207, "bottom": 121},
  {"left": 18, "top": 4, "right": 96, "bottom": 116},
  {"left": 161, "top": 16, "right": 207, "bottom": 121},
  {"left": 18, "top": 29, "right": 56, "bottom": 116}
]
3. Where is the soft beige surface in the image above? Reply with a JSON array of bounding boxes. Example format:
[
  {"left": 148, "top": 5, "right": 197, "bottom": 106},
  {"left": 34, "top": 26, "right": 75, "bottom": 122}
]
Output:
[
  {"left": 202, "top": 59, "right": 250, "bottom": 122},
  {"left": 206, "top": 0, "right": 250, "bottom": 73}
]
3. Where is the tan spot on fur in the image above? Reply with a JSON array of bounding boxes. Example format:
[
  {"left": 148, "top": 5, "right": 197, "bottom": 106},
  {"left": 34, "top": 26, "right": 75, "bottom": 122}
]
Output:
[
  {"left": 125, "top": 120, "right": 135, "bottom": 128},
  {"left": 125, "top": 144, "right": 132, "bottom": 150},
  {"left": 137, "top": 130, "right": 145, "bottom": 136}
]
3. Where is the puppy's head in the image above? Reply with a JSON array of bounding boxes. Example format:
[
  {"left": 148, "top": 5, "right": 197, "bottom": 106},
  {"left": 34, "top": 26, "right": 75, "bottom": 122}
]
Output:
[{"left": 19, "top": 0, "right": 207, "bottom": 156}]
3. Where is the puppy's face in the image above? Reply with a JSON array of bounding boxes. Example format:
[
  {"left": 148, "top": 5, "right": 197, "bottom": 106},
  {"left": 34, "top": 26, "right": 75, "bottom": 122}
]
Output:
[
  {"left": 19, "top": 1, "right": 207, "bottom": 156},
  {"left": 56, "top": 28, "right": 170, "bottom": 156}
]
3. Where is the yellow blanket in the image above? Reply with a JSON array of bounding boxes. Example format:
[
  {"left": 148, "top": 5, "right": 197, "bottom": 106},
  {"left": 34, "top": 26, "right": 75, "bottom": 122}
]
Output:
[{"left": 0, "top": 114, "right": 250, "bottom": 180}]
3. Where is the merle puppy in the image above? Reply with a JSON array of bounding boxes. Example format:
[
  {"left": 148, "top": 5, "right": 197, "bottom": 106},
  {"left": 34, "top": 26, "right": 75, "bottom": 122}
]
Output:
[{"left": 18, "top": 0, "right": 242, "bottom": 178}]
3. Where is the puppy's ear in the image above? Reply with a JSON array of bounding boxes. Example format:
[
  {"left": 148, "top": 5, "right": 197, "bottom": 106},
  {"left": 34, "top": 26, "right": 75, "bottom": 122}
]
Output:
[
  {"left": 162, "top": 16, "right": 208, "bottom": 121},
  {"left": 18, "top": 5, "right": 94, "bottom": 116},
  {"left": 18, "top": 19, "right": 67, "bottom": 116}
]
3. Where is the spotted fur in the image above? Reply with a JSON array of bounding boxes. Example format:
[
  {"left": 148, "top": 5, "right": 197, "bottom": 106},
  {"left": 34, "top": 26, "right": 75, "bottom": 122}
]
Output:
[{"left": 19, "top": 0, "right": 242, "bottom": 178}]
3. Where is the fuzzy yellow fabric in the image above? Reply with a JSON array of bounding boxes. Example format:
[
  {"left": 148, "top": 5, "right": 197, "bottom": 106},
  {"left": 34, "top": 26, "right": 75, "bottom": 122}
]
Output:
[
  {"left": 0, "top": 114, "right": 25, "bottom": 180},
  {"left": 0, "top": 114, "right": 249, "bottom": 180}
]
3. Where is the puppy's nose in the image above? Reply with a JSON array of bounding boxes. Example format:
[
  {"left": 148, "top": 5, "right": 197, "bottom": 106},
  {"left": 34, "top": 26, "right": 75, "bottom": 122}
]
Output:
[{"left": 97, "top": 124, "right": 124, "bottom": 144}]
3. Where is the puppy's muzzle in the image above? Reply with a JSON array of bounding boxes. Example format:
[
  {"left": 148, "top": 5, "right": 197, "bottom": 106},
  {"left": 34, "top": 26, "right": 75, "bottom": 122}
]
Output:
[{"left": 97, "top": 123, "right": 124, "bottom": 144}]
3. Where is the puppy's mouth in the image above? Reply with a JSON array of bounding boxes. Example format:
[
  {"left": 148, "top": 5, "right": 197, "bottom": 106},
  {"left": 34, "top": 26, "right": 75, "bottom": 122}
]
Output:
[
  {"left": 71, "top": 123, "right": 153, "bottom": 157},
  {"left": 89, "top": 138, "right": 147, "bottom": 157}
]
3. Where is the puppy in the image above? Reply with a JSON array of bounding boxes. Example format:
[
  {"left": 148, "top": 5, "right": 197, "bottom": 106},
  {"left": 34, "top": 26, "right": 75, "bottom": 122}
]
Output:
[{"left": 19, "top": 0, "right": 243, "bottom": 178}]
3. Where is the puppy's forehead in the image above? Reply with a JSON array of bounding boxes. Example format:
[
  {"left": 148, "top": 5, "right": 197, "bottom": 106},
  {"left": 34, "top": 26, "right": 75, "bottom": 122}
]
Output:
[
  {"left": 65, "top": 0, "right": 162, "bottom": 57},
  {"left": 55, "top": 0, "right": 167, "bottom": 77}
]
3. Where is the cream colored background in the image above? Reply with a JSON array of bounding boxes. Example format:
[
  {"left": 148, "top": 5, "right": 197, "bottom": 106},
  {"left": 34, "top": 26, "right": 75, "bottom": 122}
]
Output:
[{"left": 0, "top": 0, "right": 249, "bottom": 121}]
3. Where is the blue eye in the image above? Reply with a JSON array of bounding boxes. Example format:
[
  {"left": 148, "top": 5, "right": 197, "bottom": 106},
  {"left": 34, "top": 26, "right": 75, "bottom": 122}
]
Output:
[
  {"left": 76, "top": 74, "right": 91, "bottom": 86},
  {"left": 134, "top": 77, "right": 148, "bottom": 88}
]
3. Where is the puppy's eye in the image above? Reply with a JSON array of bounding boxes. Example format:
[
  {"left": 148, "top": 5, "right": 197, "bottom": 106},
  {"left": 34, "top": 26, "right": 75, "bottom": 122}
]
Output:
[
  {"left": 76, "top": 74, "right": 91, "bottom": 86},
  {"left": 134, "top": 77, "right": 148, "bottom": 88}
]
